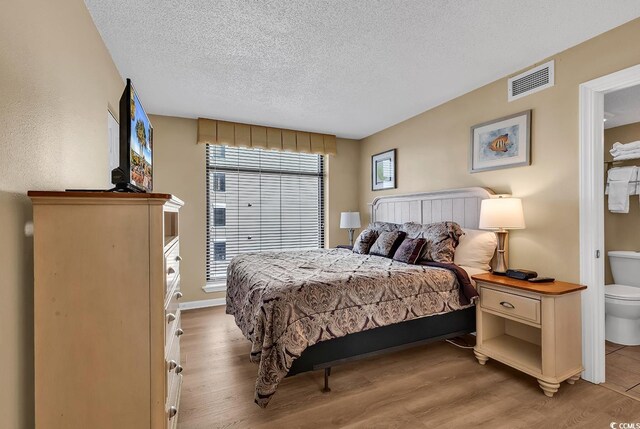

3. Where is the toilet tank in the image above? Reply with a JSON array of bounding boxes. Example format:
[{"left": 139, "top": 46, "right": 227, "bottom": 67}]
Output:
[{"left": 609, "top": 251, "right": 640, "bottom": 287}]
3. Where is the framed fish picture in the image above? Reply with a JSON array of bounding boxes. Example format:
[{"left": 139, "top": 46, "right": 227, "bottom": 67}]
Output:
[
  {"left": 470, "top": 110, "right": 531, "bottom": 173},
  {"left": 371, "top": 149, "right": 396, "bottom": 191}
]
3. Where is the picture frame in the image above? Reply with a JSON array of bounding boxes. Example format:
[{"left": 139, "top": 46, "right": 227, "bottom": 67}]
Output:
[
  {"left": 371, "top": 149, "right": 396, "bottom": 191},
  {"left": 470, "top": 110, "right": 531, "bottom": 173}
]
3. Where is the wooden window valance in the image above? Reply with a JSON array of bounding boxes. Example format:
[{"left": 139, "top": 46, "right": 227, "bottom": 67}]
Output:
[{"left": 197, "top": 118, "right": 337, "bottom": 156}]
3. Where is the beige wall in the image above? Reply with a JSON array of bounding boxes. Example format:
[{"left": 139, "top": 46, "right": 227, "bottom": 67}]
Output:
[
  {"left": 326, "top": 138, "right": 361, "bottom": 247},
  {"left": 359, "top": 18, "right": 640, "bottom": 284},
  {"left": 150, "top": 115, "right": 219, "bottom": 302},
  {"left": 151, "top": 115, "right": 361, "bottom": 302},
  {"left": 0, "top": 0, "right": 124, "bottom": 427},
  {"left": 2, "top": 2, "right": 639, "bottom": 424},
  {"left": 604, "top": 121, "right": 640, "bottom": 284}
]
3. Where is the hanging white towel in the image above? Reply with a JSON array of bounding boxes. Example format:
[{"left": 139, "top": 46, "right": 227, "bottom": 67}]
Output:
[
  {"left": 607, "top": 166, "right": 637, "bottom": 213},
  {"left": 607, "top": 166, "right": 638, "bottom": 193}
]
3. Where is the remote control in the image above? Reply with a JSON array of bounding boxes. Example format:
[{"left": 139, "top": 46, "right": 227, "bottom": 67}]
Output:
[{"left": 528, "top": 277, "right": 555, "bottom": 283}]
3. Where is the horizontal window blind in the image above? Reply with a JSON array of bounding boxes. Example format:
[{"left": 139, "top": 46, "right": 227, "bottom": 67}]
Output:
[{"left": 206, "top": 145, "right": 324, "bottom": 282}]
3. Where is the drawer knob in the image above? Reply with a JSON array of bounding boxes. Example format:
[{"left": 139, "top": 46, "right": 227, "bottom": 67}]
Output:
[
  {"left": 176, "top": 255, "right": 182, "bottom": 262},
  {"left": 167, "top": 313, "right": 176, "bottom": 323},
  {"left": 175, "top": 365, "right": 184, "bottom": 374},
  {"left": 500, "top": 301, "right": 515, "bottom": 309},
  {"left": 175, "top": 291, "right": 183, "bottom": 300},
  {"left": 168, "top": 406, "right": 177, "bottom": 419},
  {"left": 168, "top": 360, "right": 177, "bottom": 370},
  {"left": 168, "top": 267, "right": 176, "bottom": 274},
  {"left": 176, "top": 328, "right": 184, "bottom": 337}
]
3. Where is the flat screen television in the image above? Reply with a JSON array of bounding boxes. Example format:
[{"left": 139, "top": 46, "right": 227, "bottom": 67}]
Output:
[{"left": 111, "top": 79, "right": 153, "bottom": 192}]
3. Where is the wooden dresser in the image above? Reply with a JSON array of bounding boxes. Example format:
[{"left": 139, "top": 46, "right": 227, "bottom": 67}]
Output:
[
  {"left": 472, "top": 273, "right": 587, "bottom": 397},
  {"left": 29, "top": 191, "right": 184, "bottom": 429}
]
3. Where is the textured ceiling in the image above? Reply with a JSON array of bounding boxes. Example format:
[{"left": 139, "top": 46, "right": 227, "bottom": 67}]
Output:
[
  {"left": 85, "top": 1, "right": 640, "bottom": 139},
  {"left": 605, "top": 84, "right": 640, "bottom": 129}
]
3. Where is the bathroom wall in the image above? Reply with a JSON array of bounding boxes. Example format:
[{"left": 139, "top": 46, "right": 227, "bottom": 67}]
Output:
[{"left": 604, "top": 121, "right": 640, "bottom": 284}]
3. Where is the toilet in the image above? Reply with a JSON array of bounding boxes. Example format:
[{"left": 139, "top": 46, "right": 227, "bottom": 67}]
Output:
[{"left": 606, "top": 251, "right": 640, "bottom": 346}]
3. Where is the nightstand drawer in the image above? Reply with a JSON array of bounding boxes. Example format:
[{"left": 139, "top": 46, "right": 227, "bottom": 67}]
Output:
[{"left": 481, "top": 286, "right": 540, "bottom": 324}]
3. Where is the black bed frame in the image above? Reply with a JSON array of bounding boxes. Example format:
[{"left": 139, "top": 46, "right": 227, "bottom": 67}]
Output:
[{"left": 286, "top": 306, "right": 476, "bottom": 392}]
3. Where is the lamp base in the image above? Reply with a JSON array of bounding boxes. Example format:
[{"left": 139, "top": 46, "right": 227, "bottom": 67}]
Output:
[
  {"left": 348, "top": 229, "right": 355, "bottom": 246},
  {"left": 493, "top": 230, "right": 509, "bottom": 274}
]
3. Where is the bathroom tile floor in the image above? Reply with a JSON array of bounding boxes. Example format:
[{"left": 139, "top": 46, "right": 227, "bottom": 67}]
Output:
[{"left": 603, "top": 341, "right": 640, "bottom": 401}]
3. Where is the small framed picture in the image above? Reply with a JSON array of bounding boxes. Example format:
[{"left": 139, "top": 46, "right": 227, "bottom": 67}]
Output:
[
  {"left": 470, "top": 110, "right": 531, "bottom": 173},
  {"left": 372, "top": 149, "right": 396, "bottom": 191}
]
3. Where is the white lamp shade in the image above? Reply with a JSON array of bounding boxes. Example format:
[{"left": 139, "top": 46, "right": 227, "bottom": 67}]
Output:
[
  {"left": 340, "top": 212, "right": 361, "bottom": 229},
  {"left": 479, "top": 198, "right": 525, "bottom": 230}
]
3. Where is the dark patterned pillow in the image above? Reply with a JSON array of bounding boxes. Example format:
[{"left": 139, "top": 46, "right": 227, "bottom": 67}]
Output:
[
  {"left": 369, "top": 231, "right": 406, "bottom": 257},
  {"left": 392, "top": 237, "right": 427, "bottom": 264},
  {"left": 419, "top": 221, "right": 464, "bottom": 263},
  {"left": 352, "top": 229, "right": 378, "bottom": 254}
]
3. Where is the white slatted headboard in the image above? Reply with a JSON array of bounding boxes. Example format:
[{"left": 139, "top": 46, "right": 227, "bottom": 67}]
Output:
[{"left": 370, "top": 187, "right": 495, "bottom": 229}]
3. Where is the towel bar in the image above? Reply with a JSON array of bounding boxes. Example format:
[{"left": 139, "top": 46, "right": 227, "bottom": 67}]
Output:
[{"left": 605, "top": 159, "right": 640, "bottom": 167}]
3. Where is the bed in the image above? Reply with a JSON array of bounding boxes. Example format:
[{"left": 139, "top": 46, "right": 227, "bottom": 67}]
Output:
[{"left": 226, "top": 187, "right": 496, "bottom": 407}]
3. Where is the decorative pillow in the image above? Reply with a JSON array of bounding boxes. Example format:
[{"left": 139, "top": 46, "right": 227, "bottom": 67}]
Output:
[
  {"left": 352, "top": 229, "right": 378, "bottom": 254},
  {"left": 400, "top": 222, "right": 423, "bottom": 238},
  {"left": 419, "top": 221, "right": 464, "bottom": 263},
  {"left": 368, "top": 221, "right": 401, "bottom": 233},
  {"left": 369, "top": 231, "right": 406, "bottom": 257},
  {"left": 454, "top": 228, "right": 497, "bottom": 271},
  {"left": 393, "top": 237, "right": 427, "bottom": 264}
]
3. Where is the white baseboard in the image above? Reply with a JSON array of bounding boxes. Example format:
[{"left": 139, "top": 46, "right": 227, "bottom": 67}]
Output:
[
  {"left": 202, "top": 283, "right": 226, "bottom": 293},
  {"left": 180, "top": 298, "right": 226, "bottom": 311}
]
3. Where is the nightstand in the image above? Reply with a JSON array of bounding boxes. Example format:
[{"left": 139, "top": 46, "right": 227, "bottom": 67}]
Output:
[{"left": 472, "top": 273, "right": 587, "bottom": 397}]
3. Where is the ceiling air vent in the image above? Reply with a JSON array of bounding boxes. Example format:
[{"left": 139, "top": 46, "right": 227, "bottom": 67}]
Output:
[{"left": 508, "top": 60, "right": 555, "bottom": 102}]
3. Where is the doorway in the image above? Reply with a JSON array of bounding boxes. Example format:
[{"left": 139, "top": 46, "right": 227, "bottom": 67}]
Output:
[
  {"left": 601, "top": 85, "right": 640, "bottom": 398},
  {"left": 579, "top": 64, "right": 640, "bottom": 385}
]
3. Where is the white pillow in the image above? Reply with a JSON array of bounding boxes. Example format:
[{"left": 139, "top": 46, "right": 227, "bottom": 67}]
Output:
[
  {"left": 459, "top": 265, "right": 490, "bottom": 287},
  {"left": 454, "top": 229, "right": 497, "bottom": 271}
]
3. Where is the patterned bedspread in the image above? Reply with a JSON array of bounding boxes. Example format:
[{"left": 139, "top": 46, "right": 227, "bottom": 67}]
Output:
[{"left": 225, "top": 248, "right": 474, "bottom": 407}]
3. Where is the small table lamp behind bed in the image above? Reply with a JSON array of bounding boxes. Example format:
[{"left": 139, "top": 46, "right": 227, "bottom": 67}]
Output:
[{"left": 340, "top": 211, "right": 361, "bottom": 246}]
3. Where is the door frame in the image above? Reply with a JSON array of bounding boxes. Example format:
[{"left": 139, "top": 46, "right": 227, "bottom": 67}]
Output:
[{"left": 579, "top": 63, "right": 640, "bottom": 383}]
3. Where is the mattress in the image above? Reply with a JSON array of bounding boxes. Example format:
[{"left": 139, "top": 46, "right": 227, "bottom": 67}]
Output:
[{"left": 226, "top": 248, "right": 477, "bottom": 407}]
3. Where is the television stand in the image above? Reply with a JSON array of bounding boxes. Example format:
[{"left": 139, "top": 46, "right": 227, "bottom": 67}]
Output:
[
  {"left": 108, "top": 183, "right": 146, "bottom": 193},
  {"left": 66, "top": 184, "right": 146, "bottom": 194}
]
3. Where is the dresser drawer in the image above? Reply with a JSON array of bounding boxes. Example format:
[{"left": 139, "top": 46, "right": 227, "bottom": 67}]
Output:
[
  {"left": 165, "top": 282, "right": 181, "bottom": 321},
  {"left": 166, "top": 372, "right": 182, "bottom": 429},
  {"left": 165, "top": 280, "right": 183, "bottom": 362},
  {"left": 480, "top": 286, "right": 541, "bottom": 325},
  {"left": 166, "top": 329, "right": 182, "bottom": 398},
  {"left": 165, "top": 241, "right": 181, "bottom": 296},
  {"left": 165, "top": 307, "right": 182, "bottom": 356},
  {"left": 165, "top": 303, "right": 182, "bottom": 428}
]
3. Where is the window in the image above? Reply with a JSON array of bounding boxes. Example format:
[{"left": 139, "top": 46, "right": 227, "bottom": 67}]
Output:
[
  {"left": 213, "top": 241, "right": 226, "bottom": 261},
  {"left": 213, "top": 205, "right": 226, "bottom": 227},
  {"left": 213, "top": 173, "right": 226, "bottom": 191},
  {"left": 213, "top": 145, "right": 226, "bottom": 158},
  {"left": 206, "top": 145, "right": 324, "bottom": 284}
]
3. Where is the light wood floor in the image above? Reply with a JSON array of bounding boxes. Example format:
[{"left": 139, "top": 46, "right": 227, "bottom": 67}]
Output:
[
  {"left": 179, "top": 306, "right": 640, "bottom": 429},
  {"left": 603, "top": 341, "right": 640, "bottom": 400}
]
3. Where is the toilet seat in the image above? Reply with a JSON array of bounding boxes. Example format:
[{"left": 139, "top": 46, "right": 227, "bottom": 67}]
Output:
[{"left": 605, "top": 284, "right": 640, "bottom": 301}]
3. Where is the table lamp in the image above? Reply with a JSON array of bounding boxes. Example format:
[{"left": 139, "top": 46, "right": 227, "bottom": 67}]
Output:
[
  {"left": 479, "top": 196, "right": 525, "bottom": 274},
  {"left": 340, "top": 212, "right": 361, "bottom": 246}
]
